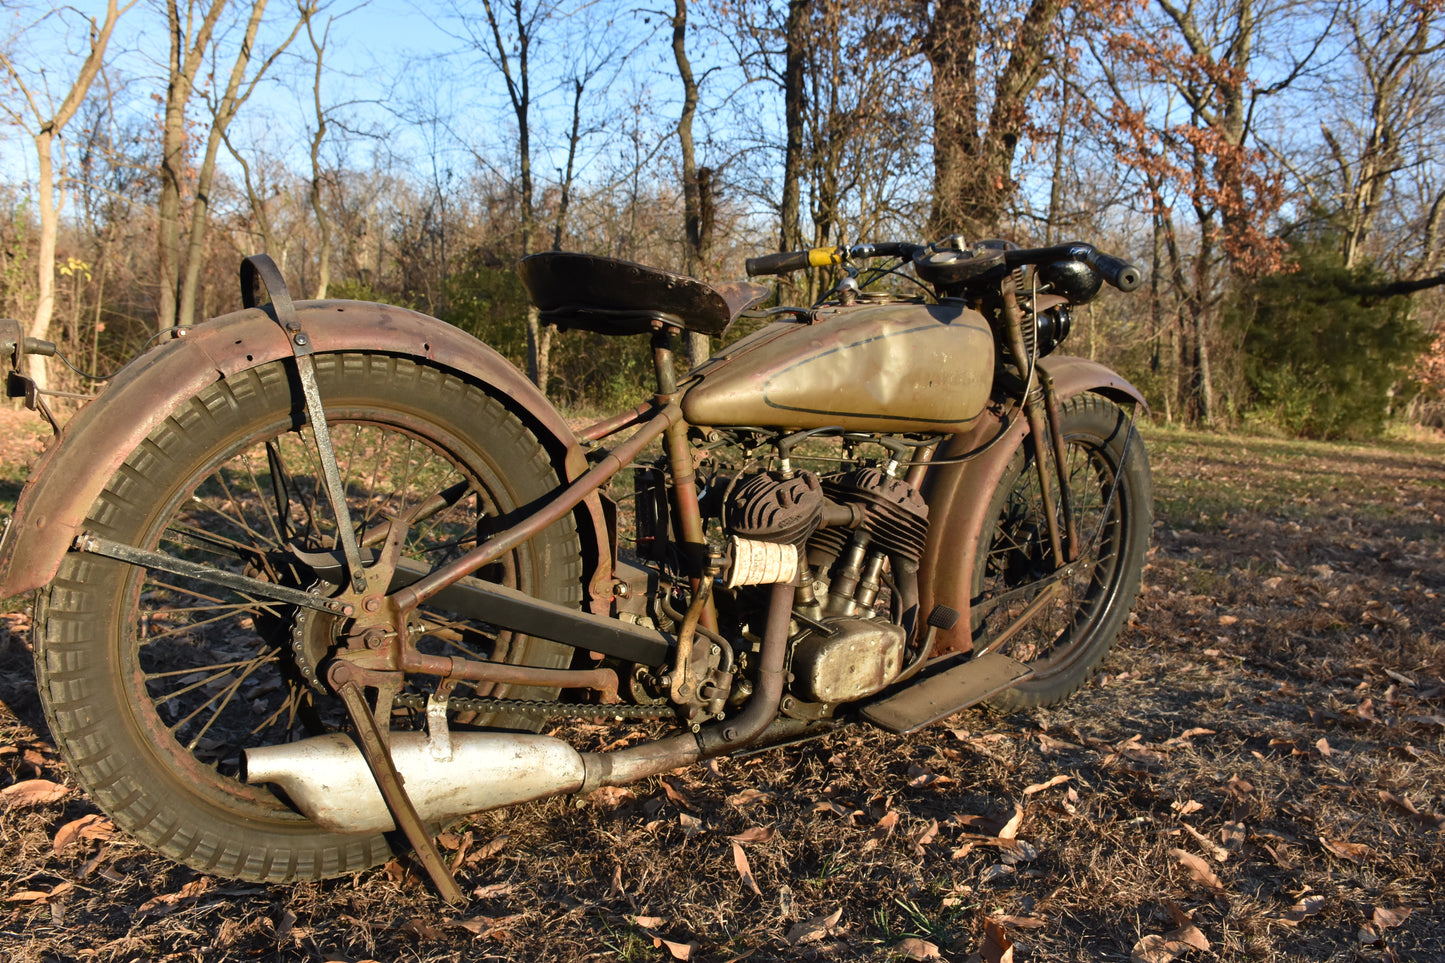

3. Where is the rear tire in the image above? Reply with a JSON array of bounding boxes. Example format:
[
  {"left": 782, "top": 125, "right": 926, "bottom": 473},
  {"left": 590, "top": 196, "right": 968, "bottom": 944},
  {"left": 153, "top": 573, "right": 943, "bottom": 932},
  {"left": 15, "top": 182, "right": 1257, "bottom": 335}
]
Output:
[
  {"left": 35, "top": 353, "right": 582, "bottom": 881},
  {"left": 972, "top": 394, "right": 1152, "bottom": 709}
]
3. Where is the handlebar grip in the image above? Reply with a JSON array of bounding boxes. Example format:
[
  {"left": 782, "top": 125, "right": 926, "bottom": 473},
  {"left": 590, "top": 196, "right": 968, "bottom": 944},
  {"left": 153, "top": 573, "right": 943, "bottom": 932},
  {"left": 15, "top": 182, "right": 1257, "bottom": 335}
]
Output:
[
  {"left": 1086, "top": 250, "right": 1143, "bottom": 292},
  {"left": 745, "top": 247, "right": 843, "bottom": 277}
]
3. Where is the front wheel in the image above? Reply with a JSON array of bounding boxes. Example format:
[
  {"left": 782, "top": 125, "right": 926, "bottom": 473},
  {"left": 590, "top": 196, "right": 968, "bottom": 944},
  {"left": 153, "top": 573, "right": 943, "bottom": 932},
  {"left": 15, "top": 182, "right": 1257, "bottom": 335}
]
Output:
[
  {"left": 972, "top": 394, "right": 1152, "bottom": 709},
  {"left": 34, "top": 353, "right": 583, "bottom": 881}
]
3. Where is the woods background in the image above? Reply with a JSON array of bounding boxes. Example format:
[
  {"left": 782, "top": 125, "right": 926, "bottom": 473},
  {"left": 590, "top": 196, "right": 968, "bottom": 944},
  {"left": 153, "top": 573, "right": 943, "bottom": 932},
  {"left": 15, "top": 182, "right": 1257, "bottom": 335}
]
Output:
[{"left": 3, "top": 0, "right": 1444, "bottom": 437}]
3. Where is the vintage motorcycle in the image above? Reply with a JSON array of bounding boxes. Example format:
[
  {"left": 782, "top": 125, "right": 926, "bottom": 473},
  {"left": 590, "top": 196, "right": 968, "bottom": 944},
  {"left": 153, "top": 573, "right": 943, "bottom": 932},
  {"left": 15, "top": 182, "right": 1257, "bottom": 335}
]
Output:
[{"left": 0, "top": 236, "right": 1151, "bottom": 901}]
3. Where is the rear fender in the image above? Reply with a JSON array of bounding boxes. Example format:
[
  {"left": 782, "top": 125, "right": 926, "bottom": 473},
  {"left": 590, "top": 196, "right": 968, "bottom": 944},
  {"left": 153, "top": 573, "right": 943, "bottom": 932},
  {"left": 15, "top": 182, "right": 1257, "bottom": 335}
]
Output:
[
  {"left": 0, "top": 300, "right": 612, "bottom": 610},
  {"left": 918, "top": 356, "right": 1147, "bottom": 655}
]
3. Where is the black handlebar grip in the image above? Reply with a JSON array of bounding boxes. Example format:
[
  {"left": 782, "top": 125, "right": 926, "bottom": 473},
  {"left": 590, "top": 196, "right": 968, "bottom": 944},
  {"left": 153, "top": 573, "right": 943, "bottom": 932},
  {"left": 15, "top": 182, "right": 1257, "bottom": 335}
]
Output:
[
  {"left": 1087, "top": 251, "right": 1144, "bottom": 292},
  {"left": 745, "top": 250, "right": 814, "bottom": 277}
]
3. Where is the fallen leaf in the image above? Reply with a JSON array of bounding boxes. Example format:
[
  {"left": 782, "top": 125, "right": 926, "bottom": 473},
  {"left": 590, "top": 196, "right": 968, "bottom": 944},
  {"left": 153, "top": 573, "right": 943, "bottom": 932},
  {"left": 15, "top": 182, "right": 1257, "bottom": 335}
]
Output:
[
  {"left": 1383, "top": 668, "right": 1416, "bottom": 687},
  {"left": 472, "top": 882, "right": 513, "bottom": 900},
  {"left": 1379, "top": 790, "right": 1445, "bottom": 830},
  {"left": 632, "top": 915, "right": 665, "bottom": 928},
  {"left": 678, "top": 813, "right": 703, "bottom": 837},
  {"left": 732, "top": 841, "right": 762, "bottom": 896},
  {"left": 992, "top": 914, "right": 1048, "bottom": 929},
  {"left": 1171, "top": 848, "right": 1223, "bottom": 892},
  {"left": 1315, "top": 737, "right": 1333, "bottom": 758},
  {"left": 650, "top": 934, "right": 696, "bottom": 960},
  {"left": 136, "top": 877, "right": 213, "bottom": 917},
  {"left": 1181, "top": 824, "right": 1228, "bottom": 862},
  {"left": 728, "top": 827, "right": 775, "bottom": 844},
  {"left": 53, "top": 814, "right": 115, "bottom": 854},
  {"left": 863, "top": 810, "right": 899, "bottom": 850},
  {"left": 587, "top": 786, "right": 635, "bottom": 809},
  {"left": 908, "top": 764, "right": 943, "bottom": 788},
  {"left": 400, "top": 918, "right": 445, "bottom": 940},
  {"left": 1171, "top": 799, "right": 1204, "bottom": 816},
  {"left": 1279, "top": 894, "right": 1325, "bottom": 925},
  {"left": 1132, "top": 934, "right": 1181, "bottom": 963},
  {"left": 6, "top": 891, "right": 52, "bottom": 903},
  {"left": 1372, "top": 906, "right": 1412, "bottom": 930},
  {"left": 998, "top": 803, "right": 1024, "bottom": 840},
  {"left": 1168, "top": 921, "right": 1209, "bottom": 951},
  {"left": 778, "top": 884, "right": 795, "bottom": 920},
  {"left": 786, "top": 907, "right": 842, "bottom": 944},
  {"left": 1023, "top": 774, "right": 1070, "bottom": 795},
  {"left": 1319, "top": 837, "right": 1370, "bottom": 863},
  {"left": 912, "top": 818, "right": 939, "bottom": 854},
  {"left": 980, "top": 917, "right": 1013, "bottom": 963},
  {"left": 0, "top": 779, "right": 68, "bottom": 807},
  {"left": 726, "top": 789, "right": 774, "bottom": 807},
  {"left": 449, "top": 913, "right": 523, "bottom": 938},
  {"left": 980, "top": 863, "right": 1015, "bottom": 885},
  {"left": 1131, "top": 925, "right": 1206, "bottom": 963},
  {"left": 662, "top": 778, "right": 693, "bottom": 809},
  {"left": 1220, "top": 821, "right": 1246, "bottom": 851},
  {"left": 897, "top": 937, "right": 941, "bottom": 960}
]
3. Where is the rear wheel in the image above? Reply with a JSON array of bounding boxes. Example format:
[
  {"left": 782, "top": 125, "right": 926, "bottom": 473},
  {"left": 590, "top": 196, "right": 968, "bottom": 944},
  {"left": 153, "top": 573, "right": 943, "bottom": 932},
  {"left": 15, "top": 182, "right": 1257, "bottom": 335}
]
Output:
[
  {"left": 35, "top": 353, "right": 582, "bottom": 881},
  {"left": 972, "top": 394, "right": 1151, "bottom": 709}
]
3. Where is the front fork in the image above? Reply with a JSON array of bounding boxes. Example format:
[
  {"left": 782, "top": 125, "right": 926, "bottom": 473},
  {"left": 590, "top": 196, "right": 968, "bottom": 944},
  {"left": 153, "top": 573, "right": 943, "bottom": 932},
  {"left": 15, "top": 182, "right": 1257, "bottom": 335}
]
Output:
[{"left": 999, "top": 284, "right": 1077, "bottom": 567}]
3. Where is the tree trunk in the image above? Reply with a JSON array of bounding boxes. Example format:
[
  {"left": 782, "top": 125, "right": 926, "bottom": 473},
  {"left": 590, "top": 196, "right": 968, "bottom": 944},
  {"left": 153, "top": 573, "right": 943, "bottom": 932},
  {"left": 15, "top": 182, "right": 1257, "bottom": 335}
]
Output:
[
  {"left": 780, "top": 0, "right": 808, "bottom": 256},
  {"left": 1, "top": 0, "right": 127, "bottom": 389},
  {"left": 925, "top": 0, "right": 1066, "bottom": 239},
  {"left": 673, "top": 0, "right": 711, "bottom": 367},
  {"left": 179, "top": 0, "right": 304, "bottom": 328},
  {"left": 158, "top": 0, "right": 228, "bottom": 332},
  {"left": 307, "top": 11, "right": 332, "bottom": 299}
]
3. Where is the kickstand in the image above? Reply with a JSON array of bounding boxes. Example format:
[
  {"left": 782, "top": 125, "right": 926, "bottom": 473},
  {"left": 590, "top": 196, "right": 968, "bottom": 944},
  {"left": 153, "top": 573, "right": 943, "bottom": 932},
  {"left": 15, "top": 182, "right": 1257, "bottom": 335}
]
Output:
[{"left": 333, "top": 672, "right": 465, "bottom": 904}]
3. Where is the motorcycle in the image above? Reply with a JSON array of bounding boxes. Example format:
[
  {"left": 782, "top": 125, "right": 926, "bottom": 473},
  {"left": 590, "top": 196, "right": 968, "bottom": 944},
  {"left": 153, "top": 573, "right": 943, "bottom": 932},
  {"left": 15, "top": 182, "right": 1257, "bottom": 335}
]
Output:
[{"left": 0, "top": 236, "right": 1151, "bottom": 902}]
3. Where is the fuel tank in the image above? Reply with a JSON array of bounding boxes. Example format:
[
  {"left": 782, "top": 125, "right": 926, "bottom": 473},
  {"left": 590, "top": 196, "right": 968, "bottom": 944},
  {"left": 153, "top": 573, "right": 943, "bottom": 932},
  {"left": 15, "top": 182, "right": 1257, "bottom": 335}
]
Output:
[{"left": 682, "top": 301, "right": 995, "bottom": 432}]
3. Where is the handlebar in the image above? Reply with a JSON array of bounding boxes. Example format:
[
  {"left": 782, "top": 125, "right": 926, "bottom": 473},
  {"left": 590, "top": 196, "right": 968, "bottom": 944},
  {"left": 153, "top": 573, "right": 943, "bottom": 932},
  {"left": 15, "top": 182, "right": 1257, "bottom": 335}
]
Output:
[
  {"left": 1000, "top": 243, "right": 1142, "bottom": 292},
  {"left": 745, "top": 239, "right": 1142, "bottom": 293},
  {"left": 745, "top": 247, "right": 843, "bottom": 277}
]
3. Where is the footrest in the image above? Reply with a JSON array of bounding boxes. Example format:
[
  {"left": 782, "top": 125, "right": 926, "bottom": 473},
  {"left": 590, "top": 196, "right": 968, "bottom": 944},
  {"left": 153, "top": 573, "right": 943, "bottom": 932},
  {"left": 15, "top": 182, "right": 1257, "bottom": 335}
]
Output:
[{"left": 860, "top": 653, "right": 1033, "bottom": 734}]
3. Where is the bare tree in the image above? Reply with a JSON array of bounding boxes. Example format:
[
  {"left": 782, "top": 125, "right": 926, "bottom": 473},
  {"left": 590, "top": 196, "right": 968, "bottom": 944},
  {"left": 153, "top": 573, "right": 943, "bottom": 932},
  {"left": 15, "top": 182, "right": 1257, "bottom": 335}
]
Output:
[
  {"left": 1319, "top": 0, "right": 1445, "bottom": 271},
  {"left": 174, "top": 0, "right": 310, "bottom": 328},
  {"left": 672, "top": 0, "right": 713, "bottom": 365},
  {"left": 0, "top": 0, "right": 133, "bottom": 390},
  {"left": 923, "top": 0, "right": 1069, "bottom": 239}
]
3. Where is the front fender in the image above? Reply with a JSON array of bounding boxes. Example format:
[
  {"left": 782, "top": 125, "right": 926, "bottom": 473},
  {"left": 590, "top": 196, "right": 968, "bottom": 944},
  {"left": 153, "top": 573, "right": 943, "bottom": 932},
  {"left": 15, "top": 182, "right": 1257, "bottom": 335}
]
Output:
[
  {"left": 918, "top": 355, "right": 1147, "bottom": 654},
  {"left": 0, "top": 300, "right": 610, "bottom": 606}
]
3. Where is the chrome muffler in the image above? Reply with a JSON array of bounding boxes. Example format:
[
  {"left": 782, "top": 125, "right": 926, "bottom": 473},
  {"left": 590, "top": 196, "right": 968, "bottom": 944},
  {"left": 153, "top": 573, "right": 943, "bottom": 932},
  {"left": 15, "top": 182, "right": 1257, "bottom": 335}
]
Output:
[{"left": 243, "top": 731, "right": 587, "bottom": 833}]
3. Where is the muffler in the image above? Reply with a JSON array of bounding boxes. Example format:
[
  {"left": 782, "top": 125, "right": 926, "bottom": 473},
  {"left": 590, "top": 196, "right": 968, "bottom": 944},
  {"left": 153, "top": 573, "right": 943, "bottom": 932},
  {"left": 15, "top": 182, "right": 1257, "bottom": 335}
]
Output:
[{"left": 243, "top": 731, "right": 587, "bottom": 833}]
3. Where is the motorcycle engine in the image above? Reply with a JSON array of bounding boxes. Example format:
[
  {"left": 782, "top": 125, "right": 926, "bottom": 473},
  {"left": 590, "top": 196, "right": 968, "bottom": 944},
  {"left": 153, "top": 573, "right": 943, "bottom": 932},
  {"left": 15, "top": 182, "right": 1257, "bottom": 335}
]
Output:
[{"left": 720, "top": 464, "right": 929, "bottom": 708}]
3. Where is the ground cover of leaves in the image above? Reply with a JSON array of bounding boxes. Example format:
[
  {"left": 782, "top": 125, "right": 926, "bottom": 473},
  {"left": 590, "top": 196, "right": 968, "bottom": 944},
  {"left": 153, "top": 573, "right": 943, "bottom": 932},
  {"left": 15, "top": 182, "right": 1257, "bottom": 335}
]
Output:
[{"left": 1, "top": 414, "right": 1441, "bottom": 962}]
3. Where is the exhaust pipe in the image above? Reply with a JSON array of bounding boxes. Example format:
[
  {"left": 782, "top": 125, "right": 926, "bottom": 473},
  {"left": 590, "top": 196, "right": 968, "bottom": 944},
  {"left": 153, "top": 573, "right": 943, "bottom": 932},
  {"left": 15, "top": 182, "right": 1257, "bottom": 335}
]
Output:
[
  {"left": 244, "top": 731, "right": 587, "bottom": 833},
  {"left": 244, "top": 584, "right": 803, "bottom": 835}
]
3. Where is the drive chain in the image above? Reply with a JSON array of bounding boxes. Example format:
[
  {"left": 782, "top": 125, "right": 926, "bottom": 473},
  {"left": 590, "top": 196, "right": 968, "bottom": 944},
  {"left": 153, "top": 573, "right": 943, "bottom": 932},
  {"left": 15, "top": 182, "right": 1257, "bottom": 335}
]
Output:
[{"left": 394, "top": 692, "right": 671, "bottom": 722}]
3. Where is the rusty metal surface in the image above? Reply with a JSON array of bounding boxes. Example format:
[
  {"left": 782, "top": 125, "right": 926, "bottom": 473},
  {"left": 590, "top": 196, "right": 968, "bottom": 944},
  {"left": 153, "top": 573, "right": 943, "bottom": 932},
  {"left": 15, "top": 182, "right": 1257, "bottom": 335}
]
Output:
[
  {"left": 397, "top": 648, "right": 621, "bottom": 703},
  {"left": 681, "top": 302, "right": 995, "bottom": 432},
  {"left": 860, "top": 652, "right": 1033, "bottom": 734},
  {"left": 334, "top": 673, "right": 464, "bottom": 903},
  {"left": 389, "top": 403, "right": 680, "bottom": 614},
  {"left": 0, "top": 300, "right": 609, "bottom": 601},
  {"left": 916, "top": 355, "right": 1148, "bottom": 656}
]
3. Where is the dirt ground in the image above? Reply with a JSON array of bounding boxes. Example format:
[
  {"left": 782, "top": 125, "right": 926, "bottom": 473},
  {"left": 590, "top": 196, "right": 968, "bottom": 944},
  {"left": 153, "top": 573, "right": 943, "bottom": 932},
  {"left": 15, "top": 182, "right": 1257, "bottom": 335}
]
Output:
[{"left": 1, "top": 408, "right": 1441, "bottom": 962}]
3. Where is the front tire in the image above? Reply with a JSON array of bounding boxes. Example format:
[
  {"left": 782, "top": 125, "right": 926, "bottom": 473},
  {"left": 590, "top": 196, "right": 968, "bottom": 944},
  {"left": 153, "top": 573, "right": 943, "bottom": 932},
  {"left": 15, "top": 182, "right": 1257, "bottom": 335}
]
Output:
[
  {"left": 972, "top": 394, "right": 1152, "bottom": 709},
  {"left": 35, "top": 353, "right": 583, "bottom": 881}
]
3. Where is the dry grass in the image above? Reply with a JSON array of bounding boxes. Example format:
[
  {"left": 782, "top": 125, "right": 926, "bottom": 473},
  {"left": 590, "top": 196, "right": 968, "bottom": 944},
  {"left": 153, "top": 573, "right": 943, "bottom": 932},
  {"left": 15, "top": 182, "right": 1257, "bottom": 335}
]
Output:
[{"left": 2, "top": 416, "right": 1442, "bottom": 962}]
